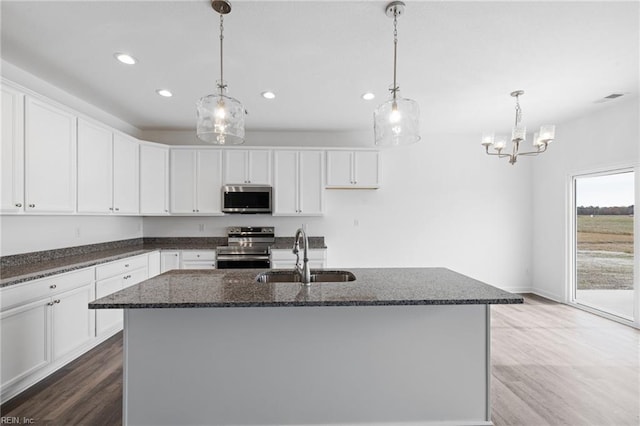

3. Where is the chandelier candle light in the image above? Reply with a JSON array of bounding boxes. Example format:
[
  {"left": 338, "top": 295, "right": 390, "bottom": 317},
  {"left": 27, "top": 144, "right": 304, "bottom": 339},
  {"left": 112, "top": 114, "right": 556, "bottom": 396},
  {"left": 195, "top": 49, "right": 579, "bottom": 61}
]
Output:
[
  {"left": 374, "top": 1, "right": 420, "bottom": 147},
  {"left": 196, "top": 0, "right": 245, "bottom": 144},
  {"left": 481, "top": 90, "right": 555, "bottom": 165}
]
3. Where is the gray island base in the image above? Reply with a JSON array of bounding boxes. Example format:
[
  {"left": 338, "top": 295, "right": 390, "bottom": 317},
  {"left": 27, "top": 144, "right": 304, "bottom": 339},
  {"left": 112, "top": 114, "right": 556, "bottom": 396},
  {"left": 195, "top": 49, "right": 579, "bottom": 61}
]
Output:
[{"left": 90, "top": 268, "right": 523, "bottom": 426}]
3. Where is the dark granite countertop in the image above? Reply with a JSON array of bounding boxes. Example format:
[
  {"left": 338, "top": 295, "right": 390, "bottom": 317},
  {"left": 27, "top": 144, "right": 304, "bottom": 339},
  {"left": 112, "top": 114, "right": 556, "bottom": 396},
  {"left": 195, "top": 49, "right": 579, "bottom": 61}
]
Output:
[
  {"left": 88, "top": 268, "right": 524, "bottom": 309},
  {"left": 0, "top": 237, "right": 327, "bottom": 288}
]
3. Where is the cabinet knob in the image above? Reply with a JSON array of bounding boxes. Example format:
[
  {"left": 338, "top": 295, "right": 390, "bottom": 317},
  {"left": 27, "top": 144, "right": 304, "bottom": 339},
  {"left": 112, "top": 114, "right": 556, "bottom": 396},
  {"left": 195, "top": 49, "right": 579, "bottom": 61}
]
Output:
[
  {"left": 165, "top": 209, "right": 168, "bottom": 213},
  {"left": 197, "top": 255, "right": 200, "bottom": 258},
  {"left": 115, "top": 207, "right": 120, "bottom": 211},
  {"left": 47, "top": 301, "right": 55, "bottom": 306},
  {"left": 15, "top": 203, "right": 22, "bottom": 207},
  {"left": 50, "top": 284, "right": 57, "bottom": 289},
  {"left": 29, "top": 204, "right": 35, "bottom": 208},
  {"left": 54, "top": 299, "right": 60, "bottom": 304},
  {"left": 109, "top": 207, "right": 114, "bottom": 211},
  {"left": 125, "top": 264, "right": 130, "bottom": 267}
]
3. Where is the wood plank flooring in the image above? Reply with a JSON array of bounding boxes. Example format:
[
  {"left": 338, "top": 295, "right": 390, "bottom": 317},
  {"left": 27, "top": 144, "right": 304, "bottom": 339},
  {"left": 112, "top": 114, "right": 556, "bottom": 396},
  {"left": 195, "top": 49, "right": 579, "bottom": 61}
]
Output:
[{"left": 1, "top": 294, "right": 638, "bottom": 425}]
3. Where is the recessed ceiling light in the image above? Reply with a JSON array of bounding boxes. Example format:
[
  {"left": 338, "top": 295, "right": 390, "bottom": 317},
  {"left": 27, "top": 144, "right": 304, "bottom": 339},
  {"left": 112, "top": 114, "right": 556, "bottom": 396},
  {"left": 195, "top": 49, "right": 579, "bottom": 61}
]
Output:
[
  {"left": 261, "top": 91, "right": 276, "bottom": 100},
  {"left": 114, "top": 53, "right": 137, "bottom": 65},
  {"left": 156, "top": 89, "right": 173, "bottom": 98},
  {"left": 361, "top": 92, "right": 375, "bottom": 101}
]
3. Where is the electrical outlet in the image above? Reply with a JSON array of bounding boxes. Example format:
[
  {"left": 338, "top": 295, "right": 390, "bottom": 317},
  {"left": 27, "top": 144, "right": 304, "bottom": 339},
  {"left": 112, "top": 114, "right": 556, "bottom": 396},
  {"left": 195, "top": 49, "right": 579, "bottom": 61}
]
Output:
[
  {"left": 199, "top": 224, "right": 205, "bottom": 232},
  {"left": 75, "top": 227, "right": 81, "bottom": 238},
  {"left": 353, "top": 219, "right": 359, "bottom": 227}
]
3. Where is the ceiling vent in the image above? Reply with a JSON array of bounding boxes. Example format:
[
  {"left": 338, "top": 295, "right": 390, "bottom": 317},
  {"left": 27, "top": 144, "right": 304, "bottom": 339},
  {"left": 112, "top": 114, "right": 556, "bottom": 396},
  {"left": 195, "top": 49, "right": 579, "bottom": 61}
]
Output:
[{"left": 594, "top": 93, "right": 625, "bottom": 103}]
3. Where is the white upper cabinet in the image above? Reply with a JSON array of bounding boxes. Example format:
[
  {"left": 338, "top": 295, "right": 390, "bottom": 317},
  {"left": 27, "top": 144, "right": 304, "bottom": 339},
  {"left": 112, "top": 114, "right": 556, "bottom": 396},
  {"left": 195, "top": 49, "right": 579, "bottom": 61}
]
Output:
[
  {"left": 140, "top": 143, "right": 169, "bottom": 215},
  {"left": 273, "top": 150, "right": 324, "bottom": 216},
  {"left": 223, "top": 149, "right": 271, "bottom": 185},
  {"left": 1, "top": 85, "right": 25, "bottom": 213},
  {"left": 77, "top": 119, "right": 113, "bottom": 213},
  {"left": 24, "top": 96, "right": 77, "bottom": 213},
  {"left": 326, "top": 150, "right": 380, "bottom": 189},
  {"left": 77, "top": 121, "right": 139, "bottom": 214},
  {"left": 170, "top": 149, "right": 223, "bottom": 215},
  {"left": 112, "top": 133, "right": 139, "bottom": 214}
]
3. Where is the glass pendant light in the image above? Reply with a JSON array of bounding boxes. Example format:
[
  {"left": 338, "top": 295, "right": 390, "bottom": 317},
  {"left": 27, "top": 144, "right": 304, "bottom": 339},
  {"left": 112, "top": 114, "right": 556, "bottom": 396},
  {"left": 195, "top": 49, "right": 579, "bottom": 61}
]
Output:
[
  {"left": 374, "top": 1, "right": 420, "bottom": 147},
  {"left": 197, "top": 0, "right": 245, "bottom": 145}
]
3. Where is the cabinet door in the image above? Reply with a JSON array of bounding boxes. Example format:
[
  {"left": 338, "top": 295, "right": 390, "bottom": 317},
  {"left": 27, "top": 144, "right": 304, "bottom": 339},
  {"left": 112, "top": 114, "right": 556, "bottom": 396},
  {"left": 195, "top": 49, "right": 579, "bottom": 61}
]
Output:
[
  {"left": 24, "top": 97, "right": 76, "bottom": 213},
  {"left": 298, "top": 151, "right": 324, "bottom": 215},
  {"left": 113, "top": 133, "right": 139, "bottom": 214},
  {"left": 273, "top": 151, "right": 299, "bottom": 215},
  {"left": 95, "top": 275, "right": 124, "bottom": 335},
  {"left": 170, "top": 150, "right": 196, "bottom": 213},
  {"left": 326, "top": 151, "right": 353, "bottom": 187},
  {"left": 196, "top": 150, "right": 223, "bottom": 214},
  {"left": 223, "top": 150, "right": 247, "bottom": 184},
  {"left": 52, "top": 284, "right": 95, "bottom": 360},
  {"left": 77, "top": 118, "right": 113, "bottom": 213},
  {"left": 1, "top": 85, "right": 25, "bottom": 213},
  {"left": 148, "top": 251, "right": 161, "bottom": 278},
  {"left": 248, "top": 150, "right": 271, "bottom": 184},
  {"left": 160, "top": 251, "right": 181, "bottom": 273},
  {"left": 1, "top": 298, "right": 51, "bottom": 388},
  {"left": 140, "top": 144, "right": 169, "bottom": 215},
  {"left": 354, "top": 151, "right": 380, "bottom": 188}
]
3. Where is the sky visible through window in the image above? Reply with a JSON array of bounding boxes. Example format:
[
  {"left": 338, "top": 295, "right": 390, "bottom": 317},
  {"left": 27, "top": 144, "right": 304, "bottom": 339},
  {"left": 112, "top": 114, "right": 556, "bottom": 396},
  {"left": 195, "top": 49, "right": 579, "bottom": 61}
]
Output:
[{"left": 576, "top": 172, "right": 635, "bottom": 207}]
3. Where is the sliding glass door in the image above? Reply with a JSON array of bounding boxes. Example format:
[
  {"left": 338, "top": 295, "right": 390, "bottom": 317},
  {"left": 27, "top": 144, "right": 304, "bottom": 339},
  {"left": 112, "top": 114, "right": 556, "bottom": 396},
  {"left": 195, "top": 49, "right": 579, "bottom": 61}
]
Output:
[{"left": 573, "top": 170, "right": 635, "bottom": 321}]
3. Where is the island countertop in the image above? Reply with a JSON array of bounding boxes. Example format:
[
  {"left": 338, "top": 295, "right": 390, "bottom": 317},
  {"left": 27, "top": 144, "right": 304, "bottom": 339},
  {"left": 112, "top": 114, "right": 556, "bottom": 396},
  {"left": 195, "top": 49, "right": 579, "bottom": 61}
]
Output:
[{"left": 89, "top": 267, "right": 523, "bottom": 309}]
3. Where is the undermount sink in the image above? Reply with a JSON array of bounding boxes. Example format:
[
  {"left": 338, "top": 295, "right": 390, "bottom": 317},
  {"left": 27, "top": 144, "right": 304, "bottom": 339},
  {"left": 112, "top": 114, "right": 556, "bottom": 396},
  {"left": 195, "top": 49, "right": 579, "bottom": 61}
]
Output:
[{"left": 255, "top": 270, "right": 356, "bottom": 284}]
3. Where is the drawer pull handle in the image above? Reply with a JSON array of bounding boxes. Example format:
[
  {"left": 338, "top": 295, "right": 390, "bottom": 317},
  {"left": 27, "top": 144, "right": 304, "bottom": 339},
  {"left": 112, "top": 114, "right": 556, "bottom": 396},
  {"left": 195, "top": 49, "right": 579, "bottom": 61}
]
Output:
[
  {"left": 47, "top": 301, "right": 55, "bottom": 306},
  {"left": 124, "top": 264, "right": 130, "bottom": 267},
  {"left": 54, "top": 299, "right": 60, "bottom": 304},
  {"left": 15, "top": 203, "right": 22, "bottom": 207},
  {"left": 50, "top": 284, "right": 57, "bottom": 289}
]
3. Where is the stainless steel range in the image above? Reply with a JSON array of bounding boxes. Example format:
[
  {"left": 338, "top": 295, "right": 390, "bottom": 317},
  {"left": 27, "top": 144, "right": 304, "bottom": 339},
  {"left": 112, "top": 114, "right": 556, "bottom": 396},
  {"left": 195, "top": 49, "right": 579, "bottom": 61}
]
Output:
[{"left": 216, "top": 226, "right": 275, "bottom": 269}]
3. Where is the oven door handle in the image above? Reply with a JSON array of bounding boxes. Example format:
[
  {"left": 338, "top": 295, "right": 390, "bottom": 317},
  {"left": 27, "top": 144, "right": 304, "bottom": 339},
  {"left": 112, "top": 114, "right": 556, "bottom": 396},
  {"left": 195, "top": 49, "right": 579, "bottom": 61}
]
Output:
[{"left": 216, "top": 255, "right": 271, "bottom": 261}]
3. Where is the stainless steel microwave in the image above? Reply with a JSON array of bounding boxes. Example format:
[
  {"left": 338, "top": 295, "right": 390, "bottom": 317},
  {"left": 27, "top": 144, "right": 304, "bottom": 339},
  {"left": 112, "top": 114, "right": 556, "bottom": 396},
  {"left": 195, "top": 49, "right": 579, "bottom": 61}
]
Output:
[{"left": 221, "top": 185, "right": 272, "bottom": 214}]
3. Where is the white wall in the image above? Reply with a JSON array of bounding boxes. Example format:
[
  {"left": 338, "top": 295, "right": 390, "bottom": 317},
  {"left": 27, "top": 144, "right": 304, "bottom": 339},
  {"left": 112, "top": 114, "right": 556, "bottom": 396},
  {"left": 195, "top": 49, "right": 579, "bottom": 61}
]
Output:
[
  {"left": 0, "top": 215, "right": 143, "bottom": 256},
  {"left": 531, "top": 97, "right": 639, "bottom": 301},
  {"left": 144, "top": 132, "right": 534, "bottom": 292}
]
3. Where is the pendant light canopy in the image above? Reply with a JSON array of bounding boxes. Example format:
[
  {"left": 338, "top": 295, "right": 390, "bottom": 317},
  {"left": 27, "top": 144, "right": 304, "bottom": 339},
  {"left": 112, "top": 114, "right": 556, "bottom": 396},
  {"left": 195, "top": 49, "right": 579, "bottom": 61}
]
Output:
[
  {"left": 196, "top": 0, "right": 245, "bottom": 145},
  {"left": 374, "top": 1, "right": 420, "bottom": 147}
]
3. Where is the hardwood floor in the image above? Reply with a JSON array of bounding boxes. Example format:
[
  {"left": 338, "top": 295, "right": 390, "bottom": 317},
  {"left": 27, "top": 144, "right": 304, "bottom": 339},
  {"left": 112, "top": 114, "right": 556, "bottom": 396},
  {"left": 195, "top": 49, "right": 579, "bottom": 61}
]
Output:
[{"left": 1, "top": 294, "right": 638, "bottom": 425}]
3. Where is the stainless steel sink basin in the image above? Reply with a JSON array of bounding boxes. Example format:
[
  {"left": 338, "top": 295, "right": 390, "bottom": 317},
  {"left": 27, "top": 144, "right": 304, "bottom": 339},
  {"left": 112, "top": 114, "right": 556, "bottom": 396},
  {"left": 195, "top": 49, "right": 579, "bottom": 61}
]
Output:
[{"left": 255, "top": 270, "right": 356, "bottom": 283}]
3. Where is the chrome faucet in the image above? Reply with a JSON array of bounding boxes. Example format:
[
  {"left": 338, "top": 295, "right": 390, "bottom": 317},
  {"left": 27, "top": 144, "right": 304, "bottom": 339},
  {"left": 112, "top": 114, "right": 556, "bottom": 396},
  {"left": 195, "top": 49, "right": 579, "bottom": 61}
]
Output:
[{"left": 293, "top": 228, "right": 311, "bottom": 285}]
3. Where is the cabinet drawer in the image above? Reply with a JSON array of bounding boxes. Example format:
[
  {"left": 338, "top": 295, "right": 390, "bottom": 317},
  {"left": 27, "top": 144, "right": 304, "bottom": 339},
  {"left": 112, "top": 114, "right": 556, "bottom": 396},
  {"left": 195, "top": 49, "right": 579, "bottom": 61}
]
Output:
[
  {"left": 181, "top": 251, "right": 216, "bottom": 261},
  {"left": 181, "top": 261, "right": 216, "bottom": 270},
  {"left": 1, "top": 268, "right": 94, "bottom": 311},
  {"left": 95, "top": 255, "right": 148, "bottom": 281}
]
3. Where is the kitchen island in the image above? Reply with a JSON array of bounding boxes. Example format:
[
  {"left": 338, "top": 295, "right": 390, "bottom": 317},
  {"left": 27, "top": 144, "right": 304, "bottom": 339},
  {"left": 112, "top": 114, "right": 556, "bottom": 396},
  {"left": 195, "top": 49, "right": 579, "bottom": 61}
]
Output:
[{"left": 90, "top": 268, "right": 523, "bottom": 426}]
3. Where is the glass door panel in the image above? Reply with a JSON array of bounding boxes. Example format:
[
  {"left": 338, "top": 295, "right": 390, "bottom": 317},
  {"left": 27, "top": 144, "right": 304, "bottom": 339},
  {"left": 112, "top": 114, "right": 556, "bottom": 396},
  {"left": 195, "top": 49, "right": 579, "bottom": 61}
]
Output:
[{"left": 574, "top": 171, "right": 635, "bottom": 320}]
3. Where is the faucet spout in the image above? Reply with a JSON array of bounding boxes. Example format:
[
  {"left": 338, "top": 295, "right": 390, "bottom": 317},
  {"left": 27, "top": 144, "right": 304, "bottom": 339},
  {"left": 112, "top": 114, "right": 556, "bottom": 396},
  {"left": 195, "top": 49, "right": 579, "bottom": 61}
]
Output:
[{"left": 293, "top": 228, "right": 311, "bottom": 285}]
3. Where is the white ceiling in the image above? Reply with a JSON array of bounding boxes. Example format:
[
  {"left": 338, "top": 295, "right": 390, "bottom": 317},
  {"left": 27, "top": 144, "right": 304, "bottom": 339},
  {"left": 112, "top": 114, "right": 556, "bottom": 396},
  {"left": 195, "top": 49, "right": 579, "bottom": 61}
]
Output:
[{"left": 1, "top": 0, "right": 638, "bottom": 140}]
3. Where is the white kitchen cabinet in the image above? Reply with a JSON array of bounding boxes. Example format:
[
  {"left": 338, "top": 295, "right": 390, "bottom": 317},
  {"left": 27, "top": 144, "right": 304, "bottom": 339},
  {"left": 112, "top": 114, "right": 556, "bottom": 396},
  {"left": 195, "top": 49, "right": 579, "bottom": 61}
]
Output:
[
  {"left": 170, "top": 149, "right": 223, "bottom": 214},
  {"left": 51, "top": 284, "right": 95, "bottom": 361},
  {"left": 148, "top": 251, "right": 162, "bottom": 278},
  {"left": 77, "top": 118, "right": 113, "bottom": 213},
  {"left": 180, "top": 250, "right": 216, "bottom": 269},
  {"left": 112, "top": 133, "right": 139, "bottom": 214},
  {"left": 160, "top": 251, "right": 181, "bottom": 273},
  {"left": 326, "top": 150, "right": 380, "bottom": 189},
  {"left": 95, "top": 255, "right": 148, "bottom": 336},
  {"left": 1, "top": 84, "right": 25, "bottom": 213},
  {"left": 77, "top": 124, "right": 139, "bottom": 214},
  {"left": 140, "top": 143, "right": 169, "bottom": 215},
  {"left": 223, "top": 149, "right": 271, "bottom": 185},
  {"left": 0, "top": 268, "right": 94, "bottom": 399},
  {"left": 273, "top": 150, "right": 324, "bottom": 216},
  {"left": 24, "top": 96, "right": 77, "bottom": 213},
  {"left": 271, "top": 248, "right": 327, "bottom": 269}
]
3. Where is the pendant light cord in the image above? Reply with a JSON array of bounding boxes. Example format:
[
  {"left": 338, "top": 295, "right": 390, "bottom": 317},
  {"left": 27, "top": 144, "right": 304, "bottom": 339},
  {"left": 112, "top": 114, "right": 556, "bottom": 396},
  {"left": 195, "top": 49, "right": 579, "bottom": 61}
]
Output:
[
  {"left": 218, "top": 14, "right": 225, "bottom": 93},
  {"left": 392, "top": 10, "right": 399, "bottom": 101}
]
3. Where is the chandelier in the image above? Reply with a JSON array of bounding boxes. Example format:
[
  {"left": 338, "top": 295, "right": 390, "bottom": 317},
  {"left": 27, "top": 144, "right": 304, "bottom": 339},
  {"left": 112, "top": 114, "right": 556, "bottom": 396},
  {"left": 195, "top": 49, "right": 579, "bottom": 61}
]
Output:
[
  {"left": 373, "top": 1, "right": 421, "bottom": 147},
  {"left": 481, "top": 90, "right": 555, "bottom": 165},
  {"left": 196, "top": 0, "right": 245, "bottom": 144}
]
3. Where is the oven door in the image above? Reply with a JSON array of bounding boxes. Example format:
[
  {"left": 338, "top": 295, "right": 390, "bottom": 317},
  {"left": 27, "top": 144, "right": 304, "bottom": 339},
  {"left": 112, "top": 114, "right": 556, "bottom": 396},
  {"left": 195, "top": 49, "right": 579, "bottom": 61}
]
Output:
[{"left": 216, "top": 254, "right": 271, "bottom": 269}]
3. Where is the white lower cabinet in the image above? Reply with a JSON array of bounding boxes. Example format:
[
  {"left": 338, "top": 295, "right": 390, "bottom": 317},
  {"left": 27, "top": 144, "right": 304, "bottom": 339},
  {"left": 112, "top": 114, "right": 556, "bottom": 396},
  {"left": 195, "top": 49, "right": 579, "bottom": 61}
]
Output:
[
  {"left": 271, "top": 249, "right": 327, "bottom": 269},
  {"left": 95, "top": 254, "right": 148, "bottom": 336},
  {"left": 160, "top": 251, "right": 181, "bottom": 273},
  {"left": 0, "top": 269, "right": 94, "bottom": 401},
  {"left": 181, "top": 250, "right": 216, "bottom": 269}
]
